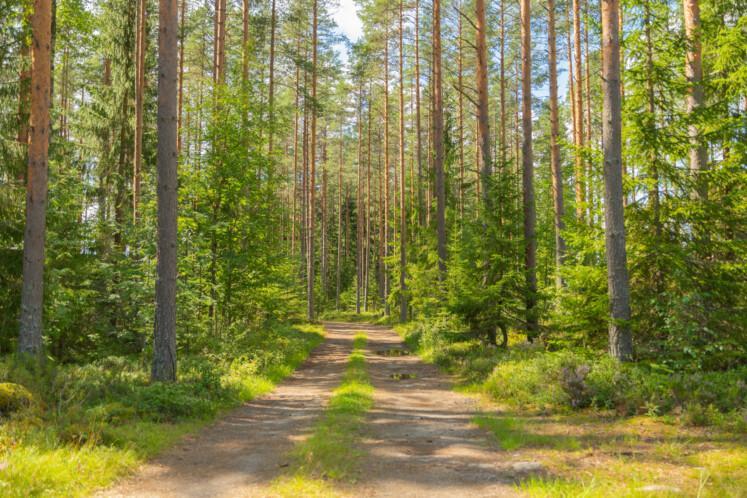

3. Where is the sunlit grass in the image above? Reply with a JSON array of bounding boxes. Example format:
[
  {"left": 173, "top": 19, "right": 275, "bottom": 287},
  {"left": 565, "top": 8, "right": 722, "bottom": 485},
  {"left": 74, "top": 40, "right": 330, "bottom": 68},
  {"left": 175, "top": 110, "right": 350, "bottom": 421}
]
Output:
[
  {"left": 0, "top": 323, "right": 325, "bottom": 497},
  {"left": 473, "top": 414, "right": 581, "bottom": 451},
  {"left": 273, "top": 332, "right": 373, "bottom": 496}
]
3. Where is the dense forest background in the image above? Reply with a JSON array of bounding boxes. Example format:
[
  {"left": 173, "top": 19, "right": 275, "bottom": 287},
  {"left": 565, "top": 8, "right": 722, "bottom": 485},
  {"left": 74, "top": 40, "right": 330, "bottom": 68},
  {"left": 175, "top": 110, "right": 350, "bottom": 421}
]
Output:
[{"left": 2, "top": 0, "right": 744, "bottom": 368}]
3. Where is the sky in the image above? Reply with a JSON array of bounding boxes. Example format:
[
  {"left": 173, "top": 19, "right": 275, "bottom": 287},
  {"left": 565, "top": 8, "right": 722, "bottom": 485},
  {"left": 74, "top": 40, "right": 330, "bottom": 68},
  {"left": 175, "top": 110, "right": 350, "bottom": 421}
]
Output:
[
  {"left": 328, "top": 0, "right": 568, "bottom": 107},
  {"left": 332, "top": 0, "right": 363, "bottom": 43}
]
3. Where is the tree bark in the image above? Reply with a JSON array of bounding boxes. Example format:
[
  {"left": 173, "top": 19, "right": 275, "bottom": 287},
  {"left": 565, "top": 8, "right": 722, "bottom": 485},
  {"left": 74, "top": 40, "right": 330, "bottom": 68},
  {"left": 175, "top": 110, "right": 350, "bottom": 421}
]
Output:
[
  {"left": 336, "top": 119, "right": 344, "bottom": 309},
  {"left": 383, "top": 21, "right": 391, "bottom": 314},
  {"left": 268, "top": 0, "right": 277, "bottom": 153},
  {"left": 601, "top": 0, "right": 633, "bottom": 361},
  {"left": 134, "top": 0, "right": 147, "bottom": 222},
  {"left": 398, "top": 0, "right": 408, "bottom": 321},
  {"left": 215, "top": 0, "right": 226, "bottom": 85},
  {"left": 18, "top": 0, "right": 52, "bottom": 356},
  {"left": 242, "top": 0, "right": 249, "bottom": 85},
  {"left": 307, "top": 0, "right": 318, "bottom": 320},
  {"left": 356, "top": 85, "right": 364, "bottom": 313},
  {"left": 414, "top": 0, "right": 424, "bottom": 228},
  {"left": 433, "top": 0, "right": 447, "bottom": 277},
  {"left": 152, "top": 0, "right": 179, "bottom": 381},
  {"left": 683, "top": 0, "right": 707, "bottom": 200},
  {"left": 177, "top": 0, "right": 186, "bottom": 153},
  {"left": 499, "top": 0, "right": 506, "bottom": 169},
  {"left": 457, "top": 6, "right": 465, "bottom": 220},
  {"left": 572, "top": 0, "right": 585, "bottom": 220},
  {"left": 476, "top": 0, "right": 491, "bottom": 210},
  {"left": 520, "top": 0, "right": 538, "bottom": 339},
  {"left": 292, "top": 34, "right": 301, "bottom": 256},
  {"left": 548, "top": 0, "right": 566, "bottom": 288}
]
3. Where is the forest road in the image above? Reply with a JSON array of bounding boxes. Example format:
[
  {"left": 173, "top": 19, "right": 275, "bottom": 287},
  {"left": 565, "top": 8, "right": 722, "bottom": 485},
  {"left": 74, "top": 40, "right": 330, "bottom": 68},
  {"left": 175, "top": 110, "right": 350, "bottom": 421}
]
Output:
[{"left": 99, "top": 322, "right": 525, "bottom": 498}]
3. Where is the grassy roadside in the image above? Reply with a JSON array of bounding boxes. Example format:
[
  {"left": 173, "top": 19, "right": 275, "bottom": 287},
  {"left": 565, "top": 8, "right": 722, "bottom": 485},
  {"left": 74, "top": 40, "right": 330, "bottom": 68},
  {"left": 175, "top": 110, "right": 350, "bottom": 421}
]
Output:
[
  {"left": 273, "top": 333, "right": 373, "bottom": 497},
  {"left": 393, "top": 320, "right": 747, "bottom": 498},
  {"left": 0, "top": 323, "right": 324, "bottom": 498}
]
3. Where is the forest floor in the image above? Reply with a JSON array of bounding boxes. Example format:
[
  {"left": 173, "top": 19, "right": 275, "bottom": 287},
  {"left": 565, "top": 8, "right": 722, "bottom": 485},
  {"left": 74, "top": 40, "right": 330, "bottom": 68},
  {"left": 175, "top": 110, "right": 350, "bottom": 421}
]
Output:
[{"left": 99, "top": 322, "right": 746, "bottom": 498}]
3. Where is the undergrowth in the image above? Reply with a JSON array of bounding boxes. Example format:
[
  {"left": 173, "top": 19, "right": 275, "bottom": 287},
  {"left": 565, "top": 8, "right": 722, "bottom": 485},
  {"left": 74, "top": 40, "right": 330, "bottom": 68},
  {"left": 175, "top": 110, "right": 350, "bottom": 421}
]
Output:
[
  {"left": 0, "top": 323, "right": 324, "bottom": 497},
  {"left": 396, "top": 318, "right": 747, "bottom": 431}
]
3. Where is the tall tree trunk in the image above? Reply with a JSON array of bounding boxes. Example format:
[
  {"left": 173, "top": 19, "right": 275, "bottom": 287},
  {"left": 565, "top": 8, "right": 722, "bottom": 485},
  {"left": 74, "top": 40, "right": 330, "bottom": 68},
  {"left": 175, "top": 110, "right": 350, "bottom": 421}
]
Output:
[
  {"left": 572, "top": 0, "right": 585, "bottom": 220},
  {"left": 268, "top": 0, "right": 277, "bottom": 153},
  {"left": 364, "top": 95, "right": 372, "bottom": 311},
  {"left": 683, "top": 0, "right": 707, "bottom": 200},
  {"left": 307, "top": 0, "right": 318, "bottom": 320},
  {"left": 292, "top": 34, "right": 301, "bottom": 256},
  {"left": 398, "top": 0, "right": 408, "bottom": 321},
  {"left": 215, "top": 0, "right": 226, "bottom": 85},
  {"left": 356, "top": 85, "right": 363, "bottom": 313},
  {"left": 520, "top": 0, "right": 538, "bottom": 339},
  {"left": 476, "top": 0, "right": 491, "bottom": 210},
  {"left": 177, "top": 0, "right": 186, "bottom": 153},
  {"left": 583, "top": 0, "right": 593, "bottom": 220},
  {"left": 242, "top": 0, "right": 249, "bottom": 85},
  {"left": 18, "top": 0, "right": 52, "bottom": 356},
  {"left": 336, "top": 119, "right": 344, "bottom": 309},
  {"left": 499, "top": 0, "right": 506, "bottom": 170},
  {"left": 414, "top": 0, "right": 424, "bottom": 227},
  {"left": 383, "top": 21, "right": 390, "bottom": 314},
  {"left": 548, "top": 0, "right": 566, "bottom": 288},
  {"left": 457, "top": 6, "right": 465, "bottom": 220},
  {"left": 134, "top": 0, "right": 146, "bottom": 223},
  {"left": 644, "top": 0, "right": 660, "bottom": 238},
  {"left": 152, "top": 0, "right": 179, "bottom": 381},
  {"left": 601, "top": 0, "right": 633, "bottom": 361},
  {"left": 321, "top": 160, "right": 328, "bottom": 299},
  {"left": 432, "top": 0, "right": 447, "bottom": 277}
]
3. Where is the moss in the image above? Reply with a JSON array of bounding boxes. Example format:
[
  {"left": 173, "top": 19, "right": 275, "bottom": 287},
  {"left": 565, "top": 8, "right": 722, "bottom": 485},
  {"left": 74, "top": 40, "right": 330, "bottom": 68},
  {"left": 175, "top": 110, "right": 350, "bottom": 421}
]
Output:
[{"left": 0, "top": 383, "right": 34, "bottom": 414}]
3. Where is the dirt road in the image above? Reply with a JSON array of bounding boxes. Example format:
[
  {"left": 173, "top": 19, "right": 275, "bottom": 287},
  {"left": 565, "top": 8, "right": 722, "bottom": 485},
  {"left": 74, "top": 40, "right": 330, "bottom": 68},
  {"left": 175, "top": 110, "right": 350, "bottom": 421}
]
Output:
[{"left": 100, "top": 322, "right": 525, "bottom": 497}]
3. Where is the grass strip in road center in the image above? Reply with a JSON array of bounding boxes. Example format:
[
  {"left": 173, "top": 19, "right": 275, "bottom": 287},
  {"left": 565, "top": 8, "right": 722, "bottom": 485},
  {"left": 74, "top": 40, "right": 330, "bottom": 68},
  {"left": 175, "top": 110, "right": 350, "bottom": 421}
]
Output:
[{"left": 273, "top": 333, "right": 373, "bottom": 496}]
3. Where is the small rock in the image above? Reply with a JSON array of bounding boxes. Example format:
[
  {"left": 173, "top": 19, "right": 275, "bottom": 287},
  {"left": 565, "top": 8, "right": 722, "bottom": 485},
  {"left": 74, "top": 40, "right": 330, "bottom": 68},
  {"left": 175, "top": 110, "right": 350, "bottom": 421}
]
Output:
[
  {"left": 510, "top": 461, "right": 544, "bottom": 473},
  {"left": 637, "top": 485, "right": 683, "bottom": 494}
]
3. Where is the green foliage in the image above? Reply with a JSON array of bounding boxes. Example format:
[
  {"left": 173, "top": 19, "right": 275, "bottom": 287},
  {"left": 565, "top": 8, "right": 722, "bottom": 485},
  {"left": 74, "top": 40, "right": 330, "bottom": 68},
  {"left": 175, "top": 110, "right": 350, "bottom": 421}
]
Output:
[
  {"left": 0, "top": 323, "right": 324, "bottom": 496},
  {"left": 473, "top": 415, "right": 581, "bottom": 451},
  {"left": 0, "top": 382, "right": 34, "bottom": 414}
]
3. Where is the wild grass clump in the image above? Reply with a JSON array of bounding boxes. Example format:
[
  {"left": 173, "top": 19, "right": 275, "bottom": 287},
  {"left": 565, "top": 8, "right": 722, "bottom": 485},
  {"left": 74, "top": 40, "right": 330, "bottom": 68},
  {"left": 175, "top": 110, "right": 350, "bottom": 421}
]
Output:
[
  {"left": 484, "top": 349, "right": 747, "bottom": 429},
  {"left": 274, "top": 332, "right": 373, "bottom": 496},
  {"left": 398, "top": 315, "right": 747, "bottom": 430},
  {"left": 0, "top": 323, "right": 324, "bottom": 496}
]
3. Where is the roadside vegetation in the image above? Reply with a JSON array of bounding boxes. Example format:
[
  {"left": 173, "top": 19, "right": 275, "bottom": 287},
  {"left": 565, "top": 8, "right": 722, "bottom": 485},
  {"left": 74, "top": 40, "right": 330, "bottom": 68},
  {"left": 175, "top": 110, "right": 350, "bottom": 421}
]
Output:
[
  {"left": 396, "top": 317, "right": 747, "bottom": 497},
  {"left": 0, "top": 323, "right": 324, "bottom": 497},
  {"left": 274, "top": 333, "right": 373, "bottom": 497}
]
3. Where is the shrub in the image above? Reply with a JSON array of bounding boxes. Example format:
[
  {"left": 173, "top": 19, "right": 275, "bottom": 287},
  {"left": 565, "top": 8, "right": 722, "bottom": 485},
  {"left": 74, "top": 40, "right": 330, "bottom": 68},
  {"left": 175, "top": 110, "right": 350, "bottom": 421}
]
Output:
[
  {"left": 0, "top": 382, "right": 34, "bottom": 415},
  {"left": 134, "top": 383, "right": 216, "bottom": 422}
]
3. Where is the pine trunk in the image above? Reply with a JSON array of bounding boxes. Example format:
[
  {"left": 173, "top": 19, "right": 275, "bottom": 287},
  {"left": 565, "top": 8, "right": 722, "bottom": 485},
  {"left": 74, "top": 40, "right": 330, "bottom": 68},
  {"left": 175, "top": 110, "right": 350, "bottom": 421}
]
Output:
[
  {"left": 520, "top": 0, "right": 538, "bottom": 339},
  {"left": 433, "top": 0, "right": 447, "bottom": 276},
  {"left": 398, "top": 0, "right": 408, "bottom": 321},
  {"left": 152, "top": 0, "right": 179, "bottom": 381},
  {"left": 18, "top": 0, "right": 53, "bottom": 356},
  {"left": 548, "top": 0, "right": 566, "bottom": 288},
  {"left": 572, "top": 0, "right": 585, "bottom": 220},
  {"left": 476, "top": 0, "right": 491, "bottom": 210},
  {"left": 307, "top": 0, "right": 318, "bottom": 321},
  {"left": 134, "top": 0, "right": 146, "bottom": 222},
  {"left": 601, "top": 0, "right": 633, "bottom": 361},
  {"left": 683, "top": 0, "right": 707, "bottom": 200}
]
